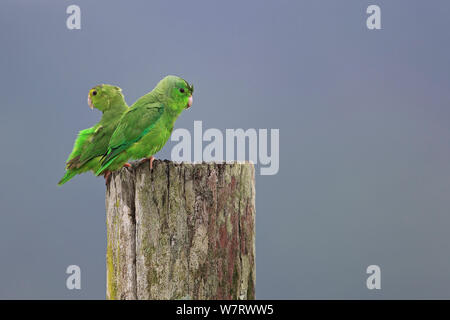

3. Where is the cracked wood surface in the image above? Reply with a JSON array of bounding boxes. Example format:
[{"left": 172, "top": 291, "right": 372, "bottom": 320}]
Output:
[{"left": 105, "top": 160, "right": 255, "bottom": 300}]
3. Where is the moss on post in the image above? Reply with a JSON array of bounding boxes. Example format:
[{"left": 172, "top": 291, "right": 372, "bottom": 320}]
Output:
[{"left": 105, "top": 160, "right": 255, "bottom": 300}]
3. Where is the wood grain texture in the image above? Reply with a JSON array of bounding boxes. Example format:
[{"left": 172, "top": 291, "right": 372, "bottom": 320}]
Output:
[
  {"left": 105, "top": 160, "right": 255, "bottom": 300},
  {"left": 105, "top": 168, "right": 137, "bottom": 300}
]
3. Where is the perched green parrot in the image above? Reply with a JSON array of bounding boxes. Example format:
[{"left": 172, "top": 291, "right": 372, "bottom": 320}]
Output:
[
  {"left": 96, "top": 75, "right": 193, "bottom": 178},
  {"left": 58, "top": 84, "right": 129, "bottom": 185}
]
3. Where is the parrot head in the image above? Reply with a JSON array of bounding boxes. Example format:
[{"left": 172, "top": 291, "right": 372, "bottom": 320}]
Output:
[
  {"left": 156, "top": 75, "right": 194, "bottom": 114},
  {"left": 87, "top": 84, "right": 125, "bottom": 113}
]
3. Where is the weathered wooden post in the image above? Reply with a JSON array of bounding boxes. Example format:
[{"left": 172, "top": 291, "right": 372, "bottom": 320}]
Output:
[{"left": 105, "top": 160, "right": 255, "bottom": 300}]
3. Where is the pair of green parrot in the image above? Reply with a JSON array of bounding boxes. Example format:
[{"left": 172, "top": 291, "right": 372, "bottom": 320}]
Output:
[{"left": 58, "top": 75, "right": 194, "bottom": 185}]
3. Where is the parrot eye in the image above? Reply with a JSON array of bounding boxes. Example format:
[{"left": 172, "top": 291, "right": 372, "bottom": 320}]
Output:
[
  {"left": 92, "top": 91, "right": 97, "bottom": 96},
  {"left": 179, "top": 88, "right": 185, "bottom": 93}
]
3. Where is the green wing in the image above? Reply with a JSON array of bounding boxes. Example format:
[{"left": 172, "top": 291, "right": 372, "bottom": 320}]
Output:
[
  {"left": 58, "top": 126, "right": 96, "bottom": 185},
  {"left": 75, "top": 125, "right": 114, "bottom": 167},
  {"left": 65, "top": 126, "right": 96, "bottom": 169},
  {"left": 96, "top": 103, "right": 164, "bottom": 174}
]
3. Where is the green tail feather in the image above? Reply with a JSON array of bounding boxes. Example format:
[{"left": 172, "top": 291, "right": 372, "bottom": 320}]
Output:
[
  {"left": 95, "top": 157, "right": 115, "bottom": 176},
  {"left": 58, "top": 170, "right": 77, "bottom": 186}
]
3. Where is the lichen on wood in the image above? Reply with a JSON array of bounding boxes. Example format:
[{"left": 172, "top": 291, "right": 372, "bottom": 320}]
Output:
[
  {"left": 105, "top": 168, "right": 137, "bottom": 300},
  {"left": 105, "top": 160, "right": 255, "bottom": 300}
]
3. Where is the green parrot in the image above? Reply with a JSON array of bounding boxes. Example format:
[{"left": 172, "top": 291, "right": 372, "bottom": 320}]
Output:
[
  {"left": 96, "top": 75, "right": 193, "bottom": 178},
  {"left": 58, "top": 84, "right": 129, "bottom": 185}
]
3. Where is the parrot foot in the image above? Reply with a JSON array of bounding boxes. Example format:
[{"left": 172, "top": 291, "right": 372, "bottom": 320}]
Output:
[
  {"left": 140, "top": 156, "right": 155, "bottom": 170},
  {"left": 104, "top": 171, "right": 111, "bottom": 185},
  {"left": 123, "top": 163, "right": 132, "bottom": 168}
]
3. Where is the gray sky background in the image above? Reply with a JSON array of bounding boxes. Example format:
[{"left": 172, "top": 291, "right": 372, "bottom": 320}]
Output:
[{"left": 1, "top": 0, "right": 450, "bottom": 299}]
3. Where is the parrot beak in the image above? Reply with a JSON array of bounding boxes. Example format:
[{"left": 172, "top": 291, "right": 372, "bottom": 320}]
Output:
[
  {"left": 187, "top": 95, "right": 193, "bottom": 109},
  {"left": 88, "top": 94, "right": 94, "bottom": 110}
]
